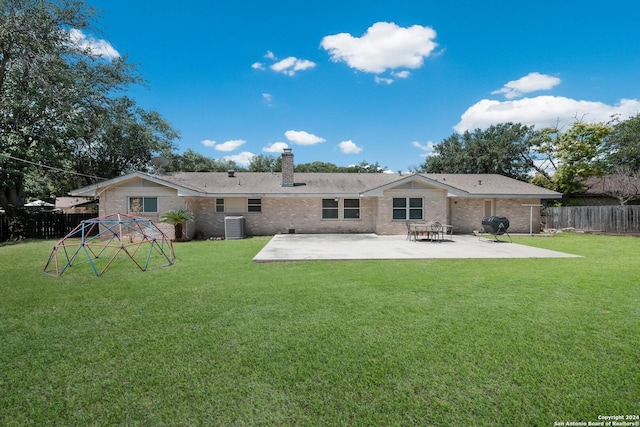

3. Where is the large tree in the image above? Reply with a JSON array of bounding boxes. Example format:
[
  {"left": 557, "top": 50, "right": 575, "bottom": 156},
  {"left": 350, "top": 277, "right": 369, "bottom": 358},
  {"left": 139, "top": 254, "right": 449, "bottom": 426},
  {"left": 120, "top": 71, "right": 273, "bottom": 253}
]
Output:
[
  {"left": 604, "top": 113, "right": 640, "bottom": 173},
  {"left": 530, "top": 121, "right": 612, "bottom": 196},
  {"left": 420, "top": 123, "right": 536, "bottom": 180},
  {"left": 0, "top": 0, "right": 177, "bottom": 222},
  {"left": 162, "top": 149, "right": 241, "bottom": 172}
]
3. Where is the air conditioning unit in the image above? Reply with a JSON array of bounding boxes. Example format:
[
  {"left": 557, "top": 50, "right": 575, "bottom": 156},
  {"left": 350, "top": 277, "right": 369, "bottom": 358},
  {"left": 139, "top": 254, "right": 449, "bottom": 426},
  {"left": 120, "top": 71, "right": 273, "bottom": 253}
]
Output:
[{"left": 224, "top": 216, "right": 245, "bottom": 239}]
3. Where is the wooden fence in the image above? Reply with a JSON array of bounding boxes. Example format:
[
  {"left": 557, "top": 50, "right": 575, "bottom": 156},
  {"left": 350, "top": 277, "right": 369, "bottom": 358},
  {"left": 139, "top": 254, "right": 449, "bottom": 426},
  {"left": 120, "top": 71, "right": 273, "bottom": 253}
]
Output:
[
  {"left": 544, "top": 205, "right": 640, "bottom": 233},
  {"left": 0, "top": 212, "right": 96, "bottom": 241}
]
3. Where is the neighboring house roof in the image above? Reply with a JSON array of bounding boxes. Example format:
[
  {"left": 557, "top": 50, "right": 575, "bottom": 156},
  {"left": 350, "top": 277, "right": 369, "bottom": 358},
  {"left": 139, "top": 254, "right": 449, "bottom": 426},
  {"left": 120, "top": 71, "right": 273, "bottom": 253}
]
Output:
[
  {"left": 71, "top": 171, "right": 561, "bottom": 199},
  {"left": 55, "top": 197, "right": 96, "bottom": 209},
  {"left": 581, "top": 175, "right": 640, "bottom": 197}
]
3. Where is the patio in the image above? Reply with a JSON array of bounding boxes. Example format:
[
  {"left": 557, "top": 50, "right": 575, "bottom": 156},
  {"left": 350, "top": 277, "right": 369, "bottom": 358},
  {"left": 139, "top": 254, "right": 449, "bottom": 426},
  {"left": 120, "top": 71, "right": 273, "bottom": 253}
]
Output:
[{"left": 252, "top": 233, "right": 580, "bottom": 262}]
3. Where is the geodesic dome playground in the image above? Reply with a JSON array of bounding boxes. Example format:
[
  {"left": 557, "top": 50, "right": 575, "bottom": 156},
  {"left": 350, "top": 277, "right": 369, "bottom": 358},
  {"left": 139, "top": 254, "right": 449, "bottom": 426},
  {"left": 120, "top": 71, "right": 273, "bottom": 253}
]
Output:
[{"left": 44, "top": 213, "right": 175, "bottom": 277}]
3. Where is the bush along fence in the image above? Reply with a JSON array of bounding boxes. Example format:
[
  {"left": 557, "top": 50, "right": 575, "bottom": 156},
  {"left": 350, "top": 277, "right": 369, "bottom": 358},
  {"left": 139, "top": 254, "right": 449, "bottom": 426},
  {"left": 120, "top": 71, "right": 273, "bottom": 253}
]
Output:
[
  {"left": 544, "top": 205, "right": 640, "bottom": 233},
  {"left": 0, "top": 212, "right": 97, "bottom": 242}
]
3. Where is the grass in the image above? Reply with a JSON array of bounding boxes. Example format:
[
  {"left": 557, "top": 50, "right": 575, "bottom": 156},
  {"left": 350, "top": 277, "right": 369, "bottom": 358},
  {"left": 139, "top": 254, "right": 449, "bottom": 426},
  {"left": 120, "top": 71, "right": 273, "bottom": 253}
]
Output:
[{"left": 1, "top": 233, "right": 638, "bottom": 426}]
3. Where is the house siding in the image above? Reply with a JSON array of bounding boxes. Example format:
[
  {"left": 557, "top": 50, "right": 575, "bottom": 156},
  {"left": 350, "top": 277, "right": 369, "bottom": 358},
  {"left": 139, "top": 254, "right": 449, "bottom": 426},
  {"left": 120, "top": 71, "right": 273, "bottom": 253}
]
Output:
[
  {"left": 187, "top": 196, "right": 378, "bottom": 238},
  {"left": 99, "top": 178, "right": 184, "bottom": 239},
  {"left": 375, "top": 188, "right": 448, "bottom": 235},
  {"left": 451, "top": 198, "right": 542, "bottom": 233},
  {"left": 93, "top": 175, "right": 551, "bottom": 238}
]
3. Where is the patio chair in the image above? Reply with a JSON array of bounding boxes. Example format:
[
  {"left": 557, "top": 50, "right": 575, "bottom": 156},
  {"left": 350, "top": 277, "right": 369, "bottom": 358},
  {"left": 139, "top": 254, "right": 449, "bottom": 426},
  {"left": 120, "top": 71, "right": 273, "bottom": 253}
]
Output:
[
  {"left": 430, "top": 222, "right": 443, "bottom": 242},
  {"left": 405, "top": 221, "right": 413, "bottom": 241}
]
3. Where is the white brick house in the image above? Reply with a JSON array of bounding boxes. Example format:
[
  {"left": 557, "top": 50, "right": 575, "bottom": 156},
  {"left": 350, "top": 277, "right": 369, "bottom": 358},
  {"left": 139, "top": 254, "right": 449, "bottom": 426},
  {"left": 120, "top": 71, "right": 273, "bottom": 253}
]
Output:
[{"left": 71, "top": 149, "right": 560, "bottom": 239}]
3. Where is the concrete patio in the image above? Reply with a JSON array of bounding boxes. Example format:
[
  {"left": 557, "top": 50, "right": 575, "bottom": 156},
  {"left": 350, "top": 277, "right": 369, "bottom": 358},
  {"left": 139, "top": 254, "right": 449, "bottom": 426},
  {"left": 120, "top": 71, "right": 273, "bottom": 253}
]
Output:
[{"left": 253, "top": 233, "right": 581, "bottom": 262}]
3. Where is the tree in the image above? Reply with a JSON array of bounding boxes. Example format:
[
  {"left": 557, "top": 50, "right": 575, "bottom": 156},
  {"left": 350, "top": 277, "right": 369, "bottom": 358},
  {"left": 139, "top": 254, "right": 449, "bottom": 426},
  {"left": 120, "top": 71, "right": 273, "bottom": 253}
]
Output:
[
  {"left": 163, "top": 149, "right": 242, "bottom": 172},
  {"left": 600, "top": 167, "right": 640, "bottom": 207},
  {"left": 294, "top": 160, "right": 387, "bottom": 173},
  {"left": 68, "top": 96, "right": 178, "bottom": 188},
  {"left": 531, "top": 121, "right": 612, "bottom": 196},
  {"left": 420, "top": 123, "right": 536, "bottom": 181},
  {"left": 248, "top": 154, "right": 280, "bottom": 172},
  {"left": 295, "top": 161, "right": 342, "bottom": 173},
  {"left": 0, "top": 0, "right": 178, "bottom": 227},
  {"left": 345, "top": 160, "right": 386, "bottom": 173},
  {"left": 160, "top": 209, "right": 195, "bottom": 241},
  {"left": 604, "top": 114, "right": 640, "bottom": 173}
]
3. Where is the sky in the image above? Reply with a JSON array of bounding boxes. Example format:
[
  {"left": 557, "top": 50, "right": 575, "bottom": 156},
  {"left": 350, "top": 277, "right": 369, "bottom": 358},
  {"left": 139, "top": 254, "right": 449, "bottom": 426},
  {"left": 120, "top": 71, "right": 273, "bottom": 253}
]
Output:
[{"left": 82, "top": 0, "right": 640, "bottom": 173}]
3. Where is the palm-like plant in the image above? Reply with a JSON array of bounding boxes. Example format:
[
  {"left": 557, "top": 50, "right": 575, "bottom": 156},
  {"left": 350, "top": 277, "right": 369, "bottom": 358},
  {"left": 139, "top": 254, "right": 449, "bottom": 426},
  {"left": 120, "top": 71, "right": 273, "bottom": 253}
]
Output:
[{"left": 160, "top": 209, "right": 195, "bottom": 241}]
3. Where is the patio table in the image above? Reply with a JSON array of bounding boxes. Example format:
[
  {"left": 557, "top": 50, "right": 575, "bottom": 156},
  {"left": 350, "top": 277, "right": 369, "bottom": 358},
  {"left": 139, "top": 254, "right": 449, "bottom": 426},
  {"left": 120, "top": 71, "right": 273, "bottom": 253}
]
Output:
[
  {"left": 409, "top": 223, "right": 430, "bottom": 241},
  {"left": 409, "top": 222, "right": 454, "bottom": 242}
]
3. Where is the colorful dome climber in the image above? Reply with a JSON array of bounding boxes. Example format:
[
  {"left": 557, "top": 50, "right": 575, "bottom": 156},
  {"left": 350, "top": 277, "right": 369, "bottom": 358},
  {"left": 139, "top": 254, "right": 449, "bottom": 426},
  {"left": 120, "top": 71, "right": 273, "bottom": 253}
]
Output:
[{"left": 44, "top": 213, "right": 175, "bottom": 277}]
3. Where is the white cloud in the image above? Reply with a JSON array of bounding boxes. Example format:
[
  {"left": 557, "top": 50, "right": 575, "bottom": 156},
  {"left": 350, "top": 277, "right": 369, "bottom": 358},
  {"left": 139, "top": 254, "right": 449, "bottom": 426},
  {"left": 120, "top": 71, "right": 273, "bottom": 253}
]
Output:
[
  {"left": 284, "top": 130, "right": 326, "bottom": 145},
  {"left": 262, "top": 93, "right": 273, "bottom": 106},
  {"left": 201, "top": 139, "right": 246, "bottom": 151},
  {"left": 374, "top": 76, "right": 394, "bottom": 85},
  {"left": 223, "top": 152, "right": 255, "bottom": 166},
  {"left": 454, "top": 96, "right": 640, "bottom": 133},
  {"left": 253, "top": 51, "right": 316, "bottom": 76},
  {"left": 374, "top": 70, "right": 411, "bottom": 85},
  {"left": 263, "top": 142, "right": 289, "bottom": 153},
  {"left": 412, "top": 140, "right": 436, "bottom": 157},
  {"left": 320, "top": 22, "right": 438, "bottom": 74},
  {"left": 392, "top": 70, "right": 411, "bottom": 79},
  {"left": 492, "top": 72, "right": 561, "bottom": 99},
  {"left": 271, "top": 56, "right": 316, "bottom": 76},
  {"left": 68, "top": 28, "right": 120, "bottom": 59},
  {"left": 338, "top": 140, "right": 363, "bottom": 154},
  {"left": 215, "top": 139, "right": 246, "bottom": 152}
]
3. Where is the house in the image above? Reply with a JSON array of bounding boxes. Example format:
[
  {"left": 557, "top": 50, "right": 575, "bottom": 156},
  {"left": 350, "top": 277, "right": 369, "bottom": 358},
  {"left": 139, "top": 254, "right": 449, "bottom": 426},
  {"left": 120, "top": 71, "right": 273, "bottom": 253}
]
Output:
[
  {"left": 70, "top": 148, "right": 561, "bottom": 239},
  {"left": 567, "top": 175, "right": 640, "bottom": 206},
  {"left": 54, "top": 196, "right": 98, "bottom": 213}
]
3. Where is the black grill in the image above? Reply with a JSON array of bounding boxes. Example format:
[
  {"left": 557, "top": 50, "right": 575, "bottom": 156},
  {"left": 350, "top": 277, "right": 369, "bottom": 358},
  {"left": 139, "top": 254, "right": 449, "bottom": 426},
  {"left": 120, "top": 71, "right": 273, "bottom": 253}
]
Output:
[
  {"left": 481, "top": 216, "right": 512, "bottom": 242},
  {"left": 481, "top": 216, "right": 509, "bottom": 235}
]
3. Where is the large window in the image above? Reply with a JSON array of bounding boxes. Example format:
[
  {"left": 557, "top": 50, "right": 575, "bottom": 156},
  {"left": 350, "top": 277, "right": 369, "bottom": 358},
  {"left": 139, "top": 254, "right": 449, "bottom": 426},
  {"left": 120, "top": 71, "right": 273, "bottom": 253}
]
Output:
[
  {"left": 247, "top": 198, "right": 262, "bottom": 213},
  {"left": 343, "top": 198, "right": 360, "bottom": 219},
  {"left": 322, "top": 199, "right": 339, "bottom": 219},
  {"left": 129, "top": 197, "right": 157, "bottom": 213},
  {"left": 393, "top": 197, "right": 423, "bottom": 220}
]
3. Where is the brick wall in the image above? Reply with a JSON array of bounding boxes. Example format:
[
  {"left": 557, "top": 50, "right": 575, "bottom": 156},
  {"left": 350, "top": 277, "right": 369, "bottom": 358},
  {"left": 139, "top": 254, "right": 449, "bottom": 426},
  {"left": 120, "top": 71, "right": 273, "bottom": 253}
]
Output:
[
  {"left": 187, "top": 196, "right": 379, "bottom": 238},
  {"left": 101, "top": 178, "right": 186, "bottom": 240},
  {"left": 451, "top": 198, "right": 542, "bottom": 233},
  {"left": 102, "top": 178, "right": 544, "bottom": 238},
  {"left": 375, "top": 189, "right": 448, "bottom": 235}
]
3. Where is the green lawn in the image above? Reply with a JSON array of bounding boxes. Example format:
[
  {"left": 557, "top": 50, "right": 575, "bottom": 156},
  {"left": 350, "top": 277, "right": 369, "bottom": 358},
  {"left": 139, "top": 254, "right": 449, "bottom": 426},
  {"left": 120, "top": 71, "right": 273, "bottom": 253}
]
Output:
[{"left": 1, "top": 234, "right": 638, "bottom": 426}]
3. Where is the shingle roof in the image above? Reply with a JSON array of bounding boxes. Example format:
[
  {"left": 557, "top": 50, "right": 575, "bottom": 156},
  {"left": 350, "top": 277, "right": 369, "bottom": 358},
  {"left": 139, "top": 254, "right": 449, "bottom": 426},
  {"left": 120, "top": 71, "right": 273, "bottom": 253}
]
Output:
[
  {"left": 160, "top": 172, "right": 401, "bottom": 196},
  {"left": 421, "top": 174, "right": 561, "bottom": 197},
  {"left": 72, "top": 171, "right": 561, "bottom": 199}
]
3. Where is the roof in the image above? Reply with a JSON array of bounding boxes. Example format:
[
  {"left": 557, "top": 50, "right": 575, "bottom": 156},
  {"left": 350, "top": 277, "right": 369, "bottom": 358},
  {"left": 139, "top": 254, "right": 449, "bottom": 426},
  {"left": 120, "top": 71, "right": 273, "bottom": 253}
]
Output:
[
  {"left": 421, "top": 174, "right": 561, "bottom": 198},
  {"left": 71, "top": 171, "right": 561, "bottom": 199},
  {"left": 55, "top": 197, "right": 96, "bottom": 209},
  {"left": 581, "top": 175, "right": 640, "bottom": 196}
]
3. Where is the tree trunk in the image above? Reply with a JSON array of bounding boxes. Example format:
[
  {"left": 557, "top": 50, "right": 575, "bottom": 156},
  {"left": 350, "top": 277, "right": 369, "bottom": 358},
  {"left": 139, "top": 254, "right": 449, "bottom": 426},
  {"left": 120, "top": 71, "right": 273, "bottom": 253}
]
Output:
[
  {"left": 0, "top": 184, "right": 26, "bottom": 240},
  {"left": 174, "top": 222, "right": 184, "bottom": 241}
]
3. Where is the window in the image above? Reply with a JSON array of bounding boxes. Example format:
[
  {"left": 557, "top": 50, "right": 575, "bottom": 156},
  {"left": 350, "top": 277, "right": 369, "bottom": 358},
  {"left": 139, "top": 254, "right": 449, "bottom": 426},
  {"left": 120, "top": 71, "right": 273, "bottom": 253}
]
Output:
[
  {"left": 129, "top": 197, "right": 157, "bottom": 213},
  {"left": 343, "top": 198, "right": 360, "bottom": 219},
  {"left": 322, "top": 199, "right": 339, "bottom": 219},
  {"left": 248, "top": 198, "right": 262, "bottom": 213},
  {"left": 216, "top": 198, "right": 225, "bottom": 213},
  {"left": 392, "top": 197, "right": 423, "bottom": 220}
]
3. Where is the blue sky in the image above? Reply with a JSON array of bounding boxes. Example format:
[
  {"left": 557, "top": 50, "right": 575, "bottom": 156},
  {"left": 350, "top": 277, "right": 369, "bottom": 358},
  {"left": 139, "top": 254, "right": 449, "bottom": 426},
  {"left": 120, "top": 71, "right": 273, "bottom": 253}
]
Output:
[{"left": 83, "top": 0, "right": 640, "bottom": 173}]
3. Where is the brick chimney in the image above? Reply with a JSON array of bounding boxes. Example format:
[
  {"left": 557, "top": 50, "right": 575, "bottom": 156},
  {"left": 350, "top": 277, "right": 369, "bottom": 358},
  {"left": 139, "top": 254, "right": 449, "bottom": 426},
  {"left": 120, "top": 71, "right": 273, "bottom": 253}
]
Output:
[{"left": 281, "top": 148, "right": 294, "bottom": 187}]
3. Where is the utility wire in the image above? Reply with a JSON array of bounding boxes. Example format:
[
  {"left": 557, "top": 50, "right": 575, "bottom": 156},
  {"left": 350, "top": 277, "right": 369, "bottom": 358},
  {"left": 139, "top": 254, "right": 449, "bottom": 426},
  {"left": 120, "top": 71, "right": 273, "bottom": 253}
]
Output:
[{"left": 0, "top": 153, "right": 107, "bottom": 180}]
